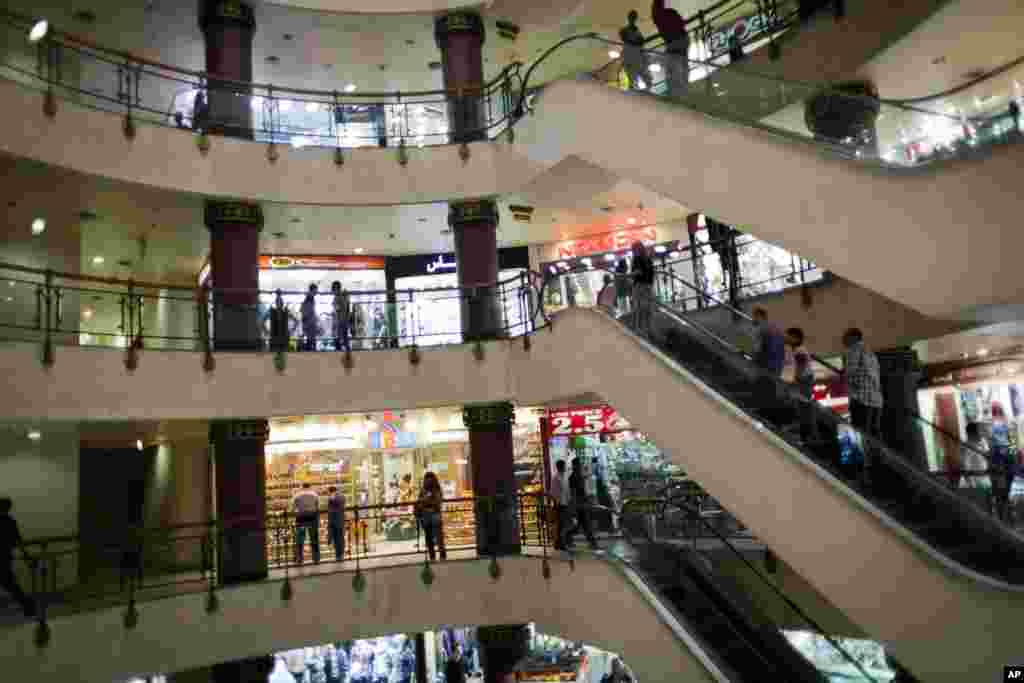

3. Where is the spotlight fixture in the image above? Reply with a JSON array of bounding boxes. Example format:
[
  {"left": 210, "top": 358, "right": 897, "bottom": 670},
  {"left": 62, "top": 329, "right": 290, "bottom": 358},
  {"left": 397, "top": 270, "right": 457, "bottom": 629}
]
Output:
[
  {"left": 31, "top": 218, "right": 46, "bottom": 235},
  {"left": 28, "top": 20, "right": 48, "bottom": 43}
]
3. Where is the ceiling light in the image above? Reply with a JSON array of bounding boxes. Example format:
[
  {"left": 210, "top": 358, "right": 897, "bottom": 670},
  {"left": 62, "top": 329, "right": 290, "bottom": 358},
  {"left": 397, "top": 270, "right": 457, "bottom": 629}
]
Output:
[
  {"left": 344, "top": 83, "right": 357, "bottom": 93},
  {"left": 7, "top": 281, "right": 14, "bottom": 287},
  {"left": 31, "top": 218, "right": 46, "bottom": 235},
  {"left": 608, "top": 50, "right": 621, "bottom": 59},
  {"left": 978, "top": 348, "right": 990, "bottom": 357},
  {"left": 28, "top": 20, "right": 48, "bottom": 43},
  {"left": 4, "top": 297, "right": 12, "bottom": 303},
  {"left": 962, "top": 352, "right": 969, "bottom": 359},
  {"left": 136, "top": 439, "right": 143, "bottom": 451},
  {"left": 92, "top": 256, "right": 105, "bottom": 265},
  {"left": 649, "top": 63, "right": 662, "bottom": 73},
  {"left": 305, "top": 101, "right": 320, "bottom": 113},
  {"left": 627, "top": 218, "right": 637, "bottom": 225},
  {"left": 654, "top": 245, "right": 667, "bottom": 254},
  {"left": 82, "top": 308, "right": 93, "bottom": 319},
  {"left": 27, "top": 430, "right": 41, "bottom": 441},
  {"left": 278, "top": 99, "right": 293, "bottom": 113},
  {"left": 354, "top": 248, "right": 365, "bottom": 254}
]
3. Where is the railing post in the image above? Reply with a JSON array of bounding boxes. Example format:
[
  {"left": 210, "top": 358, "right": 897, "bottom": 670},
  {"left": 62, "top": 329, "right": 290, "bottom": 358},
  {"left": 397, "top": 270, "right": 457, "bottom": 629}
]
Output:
[{"left": 41, "top": 270, "right": 54, "bottom": 367}]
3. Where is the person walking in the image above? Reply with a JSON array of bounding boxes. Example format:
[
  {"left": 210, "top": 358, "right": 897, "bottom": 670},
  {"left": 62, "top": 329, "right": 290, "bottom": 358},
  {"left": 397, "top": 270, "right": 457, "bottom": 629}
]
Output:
[
  {"left": 752, "top": 308, "right": 786, "bottom": 378},
  {"left": 550, "top": 460, "right": 571, "bottom": 550},
  {"left": 331, "top": 281, "right": 352, "bottom": 353},
  {"left": 444, "top": 643, "right": 467, "bottom": 683},
  {"left": 619, "top": 10, "right": 648, "bottom": 91},
  {"left": 301, "top": 284, "right": 320, "bottom": 351},
  {"left": 842, "top": 327, "right": 883, "bottom": 483},
  {"left": 266, "top": 289, "right": 293, "bottom": 351},
  {"left": 651, "top": 0, "right": 691, "bottom": 97},
  {"left": 631, "top": 241, "right": 655, "bottom": 335},
  {"left": 416, "top": 472, "right": 447, "bottom": 561},
  {"left": 1009, "top": 98, "right": 1021, "bottom": 134},
  {"left": 327, "top": 486, "right": 346, "bottom": 562},
  {"left": 566, "top": 458, "right": 600, "bottom": 551},
  {"left": 0, "top": 498, "right": 35, "bottom": 617},
  {"left": 615, "top": 258, "right": 632, "bottom": 315},
  {"left": 786, "top": 327, "right": 822, "bottom": 444},
  {"left": 989, "top": 403, "right": 1016, "bottom": 522},
  {"left": 292, "top": 482, "right": 321, "bottom": 565}
]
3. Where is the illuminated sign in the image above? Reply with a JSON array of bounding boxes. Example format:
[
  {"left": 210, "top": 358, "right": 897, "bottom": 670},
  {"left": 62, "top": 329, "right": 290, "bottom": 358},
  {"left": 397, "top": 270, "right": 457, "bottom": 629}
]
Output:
[
  {"left": 425, "top": 254, "right": 457, "bottom": 274},
  {"left": 259, "top": 255, "right": 386, "bottom": 270},
  {"left": 547, "top": 405, "right": 628, "bottom": 435},
  {"left": 556, "top": 227, "right": 657, "bottom": 259},
  {"left": 706, "top": 10, "right": 778, "bottom": 56}
]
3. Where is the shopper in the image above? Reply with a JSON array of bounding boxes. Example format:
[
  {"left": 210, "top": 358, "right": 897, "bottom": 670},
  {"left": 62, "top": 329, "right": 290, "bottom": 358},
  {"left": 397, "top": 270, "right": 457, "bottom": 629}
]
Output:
[
  {"left": 631, "top": 241, "right": 655, "bottom": 336},
  {"left": 327, "top": 486, "right": 346, "bottom": 562},
  {"left": 602, "top": 658, "right": 634, "bottom": 683},
  {"left": 598, "top": 274, "right": 617, "bottom": 313},
  {"left": 292, "top": 482, "right": 321, "bottom": 565},
  {"left": 989, "top": 403, "right": 1016, "bottom": 522},
  {"left": 331, "top": 281, "right": 352, "bottom": 353},
  {"left": 550, "top": 460, "right": 571, "bottom": 550},
  {"left": 1009, "top": 99, "right": 1021, "bottom": 134},
  {"left": 0, "top": 498, "right": 35, "bottom": 617},
  {"left": 445, "top": 643, "right": 467, "bottom": 683},
  {"left": 959, "top": 422, "right": 993, "bottom": 514},
  {"left": 615, "top": 258, "right": 632, "bottom": 314},
  {"left": 416, "top": 472, "right": 447, "bottom": 561},
  {"left": 301, "top": 284, "right": 320, "bottom": 351},
  {"left": 566, "top": 458, "right": 600, "bottom": 551},
  {"left": 842, "top": 328, "right": 883, "bottom": 484},
  {"left": 752, "top": 308, "right": 786, "bottom": 378},
  {"left": 619, "top": 10, "right": 648, "bottom": 91},
  {"left": 266, "top": 289, "right": 293, "bottom": 352},
  {"left": 785, "top": 327, "right": 822, "bottom": 444},
  {"left": 651, "top": 0, "right": 691, "bottom": 97}
]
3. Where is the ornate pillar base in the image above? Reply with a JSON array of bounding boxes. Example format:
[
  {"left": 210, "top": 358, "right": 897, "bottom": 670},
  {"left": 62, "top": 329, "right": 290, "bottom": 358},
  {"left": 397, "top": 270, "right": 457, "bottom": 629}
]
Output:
[
  {"left": 211, "top": 419, "right": 269, "bottom": 584},
  {"left": 451, "top": 199, "right": 503, "bottom": 341},
  {"left": 205, "top": 200, "right": 264, "bottom": 351},
  {"left": 464, "top": 402, "right": 520, "bottom": 556}
]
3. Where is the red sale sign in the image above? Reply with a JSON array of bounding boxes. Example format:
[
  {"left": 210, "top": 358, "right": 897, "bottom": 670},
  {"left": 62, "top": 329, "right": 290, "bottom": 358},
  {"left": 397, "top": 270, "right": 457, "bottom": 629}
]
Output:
[{"left": 548, "top": 406, "right": 628, "bottom": 435}]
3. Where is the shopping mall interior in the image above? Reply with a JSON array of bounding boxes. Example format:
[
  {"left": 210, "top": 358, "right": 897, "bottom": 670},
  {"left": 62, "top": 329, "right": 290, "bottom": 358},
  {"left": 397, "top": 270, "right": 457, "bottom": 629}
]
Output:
[{"left": 1, "top": 0, "right": 1024, "bottom": 681}]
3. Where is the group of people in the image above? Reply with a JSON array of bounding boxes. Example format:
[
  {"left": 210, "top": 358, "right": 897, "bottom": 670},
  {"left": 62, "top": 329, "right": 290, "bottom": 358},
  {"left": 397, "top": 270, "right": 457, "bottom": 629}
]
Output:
[
  {"left": 961, "top": 407, "right": 1018, "bottom": 522},
  {"left": 619, "top": 2, "right": 695, "bottom": 96},
  {"left": 266, "top": 281, "right": 358, "bottom": 353},
  {"left": 549, "top": 458, "right": 602, "bottom": 552},
  {"left": 594, "top": 241, "right": 656, "bottom": 334}
]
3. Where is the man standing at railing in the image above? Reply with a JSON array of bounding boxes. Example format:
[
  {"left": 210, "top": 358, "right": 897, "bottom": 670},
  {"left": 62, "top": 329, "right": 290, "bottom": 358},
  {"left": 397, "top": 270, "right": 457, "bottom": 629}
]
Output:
[
  {"left": 620, "top": 10, "right": 648, "bottom": 90},
  {"left": 842, "top": 328, "right": 883, "bottom": 485},
  {"left": 292, "top": 483, "right": 321, "bottom": 565},
  {"left": 0, "top": 498, "right": 35, "bottom": 617},
  {"left": 652, "top": 0, "right": 692, "bottom": 97}
]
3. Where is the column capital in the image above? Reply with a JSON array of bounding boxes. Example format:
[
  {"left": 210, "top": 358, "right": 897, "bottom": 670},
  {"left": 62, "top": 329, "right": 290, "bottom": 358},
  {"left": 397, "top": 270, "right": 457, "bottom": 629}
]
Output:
[
  {"left": 434, "top": 11, "right": 486, "bottom": 50},
  {"left": 448, "top": 198, "right": 499, "bottom": 229},
  {"left": 204, "top": 200, "right": 264, "bottom": 231},
  {"left": 200, "top": 0, "right": 256, "bottom": 34},
  {"left": 210, "top": 418, "right": 269, "bottom": 443},
  {"left": 463, "top": 402, "right": 515, "bottom": 430}
]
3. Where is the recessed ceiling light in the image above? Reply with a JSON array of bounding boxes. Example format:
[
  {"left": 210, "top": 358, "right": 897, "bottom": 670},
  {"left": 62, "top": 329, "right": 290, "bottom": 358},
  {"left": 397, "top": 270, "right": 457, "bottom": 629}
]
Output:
[
  {"left": 608, "top": 50, "right": 621, "bottom": 59},
  {"left": 305, "top": 101, "right": 320, "bottom": 113},
  {"left": 92, "top": 256, "right": 105, "bottom": 265},
  {"left": 627, "top": 218, "right": 637, "bottom": 225},
  {"left": 978, "top": 348, "right": 990, "bottom": 357},
  {"left": 7, "top": 281, "right": 14, "bottom": 287},
  {"left": 27, "top": 430, "right": 41, "bottom": 441},
  {"left": 28, "top": 20, "right": 48, "bottom": 43},
  {"left": 649, "top": 63, "right": 662, "bottom": 73},
  {"left": 4, "top": 297, "right": 12, "bottom": 303},
  {"left": 354, "top": 248, "right": 365, "bottom": 254},
  {"left": 344, "top": 83, "right": 357, "bottom": 93},
  {"left": 278, "top": 99, "right": 292, "bottom": 113},
  {"left": 136, "top": 439, "right": 143, "bottom": 451},
  {"left": 82, "top": 308, "right": 93, "bottom": 319},
  {"left": 31, "top": 218, "right": 45, "bottom": 235}
]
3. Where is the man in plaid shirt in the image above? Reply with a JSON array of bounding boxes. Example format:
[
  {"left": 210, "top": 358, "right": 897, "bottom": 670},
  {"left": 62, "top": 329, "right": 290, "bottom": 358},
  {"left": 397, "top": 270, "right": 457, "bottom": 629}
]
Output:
[{"left": 843, "top": 328, "right": 883, "bottom": 478}]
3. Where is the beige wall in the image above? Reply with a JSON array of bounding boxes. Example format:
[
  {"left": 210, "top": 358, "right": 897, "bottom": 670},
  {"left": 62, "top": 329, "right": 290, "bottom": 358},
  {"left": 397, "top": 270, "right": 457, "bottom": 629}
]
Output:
[
  {"left": 142, "top": 438, "right": 210, "bottom": 569},
  {"left": 0, "top": 555, "right": 718, "bottom": 683}
]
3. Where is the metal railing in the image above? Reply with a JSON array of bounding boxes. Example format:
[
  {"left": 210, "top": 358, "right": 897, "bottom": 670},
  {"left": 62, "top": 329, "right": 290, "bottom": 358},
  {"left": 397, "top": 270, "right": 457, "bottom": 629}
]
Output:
[{"left": 0, "top": 261, "right": 543, "bottom": 366}]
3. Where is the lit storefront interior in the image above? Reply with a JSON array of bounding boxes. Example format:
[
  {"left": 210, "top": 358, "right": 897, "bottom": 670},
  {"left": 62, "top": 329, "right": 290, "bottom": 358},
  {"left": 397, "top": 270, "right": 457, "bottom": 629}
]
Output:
[{"left": 263, "top": 406, "right": 544, "bottom": 565}]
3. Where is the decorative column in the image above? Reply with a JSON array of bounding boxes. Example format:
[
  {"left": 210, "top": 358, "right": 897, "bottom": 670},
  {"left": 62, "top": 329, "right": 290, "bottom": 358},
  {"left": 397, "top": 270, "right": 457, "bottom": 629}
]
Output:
[
  {"left": 463, "top": 402, "right": 520, "bottom": 556},
  {"left": 434, "top": 11, "right": 486, "bottom": 144},
  {"left": 205, "top": 200, "right": 263, "bottom": 351},
  {"left": 477, "top": 624, "right": 529, "bottom": 683},
  {"left": 450, "top": 199, "right": 503, "bottom": 340},
  {"left": 199, "top": 0, "right": 256, "bottom": 139},
  {"left": 211, "top": 418, "right": 269, "bottom": 584}
]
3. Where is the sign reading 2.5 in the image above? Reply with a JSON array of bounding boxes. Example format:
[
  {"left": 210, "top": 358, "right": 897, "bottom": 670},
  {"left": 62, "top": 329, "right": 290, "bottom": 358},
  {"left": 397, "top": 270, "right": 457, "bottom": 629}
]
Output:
[{"left": 549, "top": 406, "right": 625, "bottom": 435}]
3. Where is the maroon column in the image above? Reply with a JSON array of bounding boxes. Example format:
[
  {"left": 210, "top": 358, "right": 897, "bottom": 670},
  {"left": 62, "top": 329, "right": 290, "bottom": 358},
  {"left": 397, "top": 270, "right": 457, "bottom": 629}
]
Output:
[
  {"left": 199, "top": 0, "right": 256, "bottom": 139},
  {"left": 211, "top": 419, "right": 268, "bottom": 584},
  {"left": 434, "top": 11, "right": 486, "bottom": 143},
  {"left": 450, "top": 199, "right": 502, "bottom": 340},
  {"left": 463, "top": 402, "right": 520, "bottom": 556},
  {"left": 205, "top": 200, "right": 263, "bottom": 351}
]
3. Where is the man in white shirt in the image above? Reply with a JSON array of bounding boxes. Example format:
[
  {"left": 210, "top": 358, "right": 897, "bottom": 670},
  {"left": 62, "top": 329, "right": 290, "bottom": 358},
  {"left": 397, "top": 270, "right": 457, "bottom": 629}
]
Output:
[
  {"left": 292, "top": 483, "right": 320, "bottom": 564},
  {"left": 550, "top": 460, "right": 572, "bottom": 550}
]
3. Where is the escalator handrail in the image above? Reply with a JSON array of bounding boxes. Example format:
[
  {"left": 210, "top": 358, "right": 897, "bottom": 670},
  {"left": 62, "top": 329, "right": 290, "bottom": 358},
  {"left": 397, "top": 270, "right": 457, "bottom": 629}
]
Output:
[
  {"left": 621, "top": 498, "right": 881, "bottom": 683},
  {"left": 542, "top": 268, "right": 1024, "bottom": 570},
  {"left": 653, "top": 267, "right": 997, "bottom": 470}
]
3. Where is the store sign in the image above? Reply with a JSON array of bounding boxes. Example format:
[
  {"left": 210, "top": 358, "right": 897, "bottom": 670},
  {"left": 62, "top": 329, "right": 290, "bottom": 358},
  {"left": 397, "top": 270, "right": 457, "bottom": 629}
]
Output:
[
  {"left": 425, "top": 254, "right": 456, "bottom": 273},
  {"left": 259, "top": 254, "right": 386, "bottom": 271},
  {"left": 706, "top": 10, "right": 777, "bottom": 56},
  {"left": 548, "top": 406, "right": 628, "bottom": 435},
  {"left": 556, "top": 227, "right": 656, "bottom": 259}
]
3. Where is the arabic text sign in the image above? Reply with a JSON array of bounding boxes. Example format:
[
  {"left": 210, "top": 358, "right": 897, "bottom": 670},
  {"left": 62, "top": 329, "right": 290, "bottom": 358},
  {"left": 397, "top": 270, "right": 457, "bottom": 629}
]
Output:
[{"left": 548, "top": 406, "right": 628, "bottom": 435}]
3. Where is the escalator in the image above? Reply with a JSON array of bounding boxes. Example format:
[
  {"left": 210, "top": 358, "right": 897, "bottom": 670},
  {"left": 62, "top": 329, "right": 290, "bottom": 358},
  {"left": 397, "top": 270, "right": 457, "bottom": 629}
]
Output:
[
  {"left": 519, "top": 274, "right": 1024, "bottom": 681},
  {"left": 614, "top": 498, "right": 906, "bottom": 682},
  {"left": 511, "top": 40, "right": 1024, "bottom": 319}
]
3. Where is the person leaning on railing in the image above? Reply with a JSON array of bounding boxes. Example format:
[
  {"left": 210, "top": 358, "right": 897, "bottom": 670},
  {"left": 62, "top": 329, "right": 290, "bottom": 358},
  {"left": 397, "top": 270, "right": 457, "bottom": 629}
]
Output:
[{"left": 415, "top": 472, "right": 447, "bottom": 561}]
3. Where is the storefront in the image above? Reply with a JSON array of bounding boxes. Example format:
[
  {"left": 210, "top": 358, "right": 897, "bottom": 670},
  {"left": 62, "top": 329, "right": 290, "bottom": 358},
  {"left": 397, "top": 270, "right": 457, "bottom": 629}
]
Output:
[
  {"left": 264, "top": 405, "right": 544, "bottom": 565},
  {"left": 385, "top": 247, "right": 531, "bottom": 346}
]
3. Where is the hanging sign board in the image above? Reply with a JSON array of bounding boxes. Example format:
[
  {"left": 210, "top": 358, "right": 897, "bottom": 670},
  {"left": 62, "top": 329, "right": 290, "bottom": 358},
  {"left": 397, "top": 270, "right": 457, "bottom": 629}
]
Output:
[{"left": 546, "top": 406, "right": 629, "bottom": 435}]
